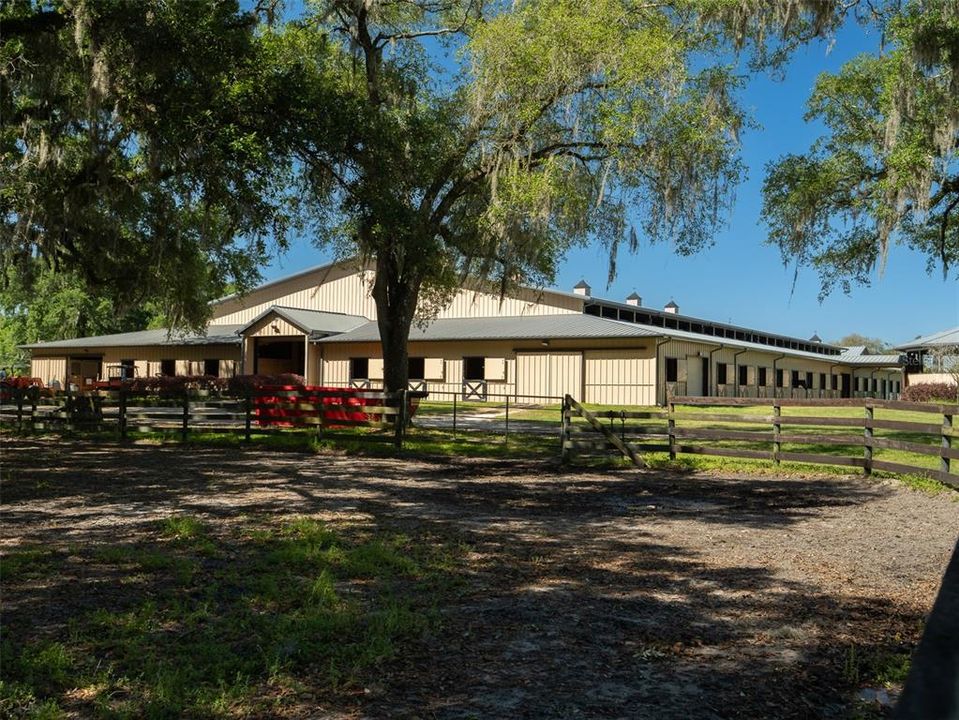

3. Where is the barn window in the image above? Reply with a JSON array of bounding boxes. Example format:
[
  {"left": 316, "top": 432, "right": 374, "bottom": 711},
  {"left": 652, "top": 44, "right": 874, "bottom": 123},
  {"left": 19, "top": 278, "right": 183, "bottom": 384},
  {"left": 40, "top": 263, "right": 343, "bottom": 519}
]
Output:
[
  {"left": 160, "top": 359, "right": 176, "bottom": 377},
  {"left": 408, "top": 357, "right": 425, "bottom": 380},
  {"left": 665, "top": 357, "right": 678, "bottom": 382},
  {"left": 832, "top": 374, "right": 839, "bottom": 390},
  {"left": 819, "top": 373, "right": 826, "bottom": 389},
  {"left": 204, "top": 359, "right": 219, "bottom": 377},
  {"left": 758, "top": 367, "right": 768, "bottom": 386},
  {"left": 350, "top": 357, "right": 369, "bottom": 380},
  {"left": 716, "top": 363, "right": 727, "bottom": 385},
  {"left": 805, "top": 371, "right": 813, "bottom": 389},
  {"left": 738, "top": 365, "right": 748, "bottom": 386},
  {"left": 775, "top": 368, "right": 784, "bottom": 387},
  {"left": 791, "top": 370, "right": 801, "bottom": 388},
  {"left": 463, "top": 356, "right": 485, "bottom": 380}
]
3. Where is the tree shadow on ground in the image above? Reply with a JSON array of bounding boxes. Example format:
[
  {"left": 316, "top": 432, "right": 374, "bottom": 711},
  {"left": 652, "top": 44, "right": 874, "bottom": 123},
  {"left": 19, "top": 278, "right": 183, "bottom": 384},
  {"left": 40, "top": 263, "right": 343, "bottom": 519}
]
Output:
[{"left": 1, "top": 437, "right": 947, "bottom": 719}]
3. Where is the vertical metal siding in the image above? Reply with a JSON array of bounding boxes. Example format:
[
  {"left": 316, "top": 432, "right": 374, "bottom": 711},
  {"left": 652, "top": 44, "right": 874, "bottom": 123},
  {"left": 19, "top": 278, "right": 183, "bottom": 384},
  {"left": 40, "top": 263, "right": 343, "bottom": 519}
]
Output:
[
  {"left": 212, "top": 269, "right": 581, "bottom": 325},
  {"left": 30, "top": 356, "right": 68, "bottom": 385},
  {"left": 583, "top": 349, "right": 656, "bottom": 405}
]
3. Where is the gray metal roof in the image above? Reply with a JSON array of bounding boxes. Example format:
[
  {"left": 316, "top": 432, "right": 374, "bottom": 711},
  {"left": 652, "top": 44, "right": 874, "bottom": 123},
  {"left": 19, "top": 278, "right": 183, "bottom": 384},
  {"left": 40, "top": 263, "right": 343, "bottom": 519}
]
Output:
[
  {"left": 317, "top": 314, "right": 660, "bottom": 343},
  {"left": 836, "top": 346, "right": 903, "bottom": 366},
  {"left": 319, "top": 314, "right": 902, "bottom": 367},
  {"left": 895, "top": 326, "right": 959, "bottom": 350},
  {"left": 240, "top": 305, "right": 368, "bottom": 338},
  {"left": 21, "top": 324, "right": 245, "bottom": 350}
]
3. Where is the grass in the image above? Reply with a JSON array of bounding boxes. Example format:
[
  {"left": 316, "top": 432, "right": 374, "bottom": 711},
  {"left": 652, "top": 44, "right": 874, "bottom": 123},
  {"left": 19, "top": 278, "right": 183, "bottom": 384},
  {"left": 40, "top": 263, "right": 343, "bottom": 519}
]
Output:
[
  {"left": 5, "top": 397, "right": 956, "bottom": 493},
  {"left": 0, "top": 515, "right": 463, "bottom": 719}
]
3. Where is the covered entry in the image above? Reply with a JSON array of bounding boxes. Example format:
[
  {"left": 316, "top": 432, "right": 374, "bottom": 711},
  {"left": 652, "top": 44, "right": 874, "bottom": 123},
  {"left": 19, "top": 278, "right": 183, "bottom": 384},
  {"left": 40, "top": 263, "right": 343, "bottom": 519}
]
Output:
[
  {"left": 252, "top": 337, "right": 305, "bottom": 376},
  {"left": 239, "top": 305, "right": 370, "bottom": 382},
  {"left": 69, "top": 356, "right": 102, "bottom": 389}
]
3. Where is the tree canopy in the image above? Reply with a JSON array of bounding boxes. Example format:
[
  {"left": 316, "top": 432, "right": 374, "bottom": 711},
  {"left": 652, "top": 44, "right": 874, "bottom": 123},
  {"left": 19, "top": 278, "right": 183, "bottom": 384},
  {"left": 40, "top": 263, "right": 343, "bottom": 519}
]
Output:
[
  {"left": 282, "top": 0, "right": 826, "bottom": 389},
  {"left": 762, "top": 0, "right": 959, "bottom": 297},
  {"left": 6, "top": 0, "right": 924, "bottom": 390},
  {"left": 1, "top": 0, "right": 300, "bottom": 329},
  {"left": 0, "top": 259, "right": 159, "bottom": 371}
]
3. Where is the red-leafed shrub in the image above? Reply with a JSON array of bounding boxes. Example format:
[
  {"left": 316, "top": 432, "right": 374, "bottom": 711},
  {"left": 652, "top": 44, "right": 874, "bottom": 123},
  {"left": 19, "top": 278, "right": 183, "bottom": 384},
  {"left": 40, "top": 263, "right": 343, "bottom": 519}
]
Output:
[
  {"left": 128, "top": 375, "right": 230, "bottom": 394},
  {"left": 227, "top": 374, "right": 305, "bottom": 393},
  {"left": 902, "top": 382, "right": 958, "bottom": 403},
  {"left": 1, "top": 376, "right": 42, "bottom": 389}
]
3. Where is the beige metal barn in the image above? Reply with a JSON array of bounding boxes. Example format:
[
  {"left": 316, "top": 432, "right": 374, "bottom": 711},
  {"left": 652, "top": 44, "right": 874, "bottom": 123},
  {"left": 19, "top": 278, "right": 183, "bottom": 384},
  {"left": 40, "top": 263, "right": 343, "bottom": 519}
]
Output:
[{"left": 24, "top": 259, "right": 904, "bottom": 405}]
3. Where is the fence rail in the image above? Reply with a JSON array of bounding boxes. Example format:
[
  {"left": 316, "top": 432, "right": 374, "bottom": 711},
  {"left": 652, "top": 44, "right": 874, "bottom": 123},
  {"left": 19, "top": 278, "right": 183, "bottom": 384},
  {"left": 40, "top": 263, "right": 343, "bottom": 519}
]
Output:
[
  {"left": 0, "top": 387, "right": 427, "bottom": 448},
  {"left": 561, "top": 394, "right": 958, "bottom": 489}
]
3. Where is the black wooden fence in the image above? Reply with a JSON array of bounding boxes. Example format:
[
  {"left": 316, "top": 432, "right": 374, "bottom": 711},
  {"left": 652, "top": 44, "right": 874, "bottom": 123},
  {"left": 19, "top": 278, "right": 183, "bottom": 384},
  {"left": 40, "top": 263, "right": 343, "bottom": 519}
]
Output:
[
  {"left": 562, "top": 394, "right": 958, "bottom": 489},
  {"left": 1, "top": 387, "right": 427, "bottom": 449}
]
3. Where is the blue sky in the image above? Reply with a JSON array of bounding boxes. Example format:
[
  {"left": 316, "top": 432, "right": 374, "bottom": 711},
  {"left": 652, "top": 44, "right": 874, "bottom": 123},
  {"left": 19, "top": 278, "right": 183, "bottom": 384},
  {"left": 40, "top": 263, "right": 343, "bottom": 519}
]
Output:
[{"left": 261, "top": 16, "right": 958, "bottom": 347}]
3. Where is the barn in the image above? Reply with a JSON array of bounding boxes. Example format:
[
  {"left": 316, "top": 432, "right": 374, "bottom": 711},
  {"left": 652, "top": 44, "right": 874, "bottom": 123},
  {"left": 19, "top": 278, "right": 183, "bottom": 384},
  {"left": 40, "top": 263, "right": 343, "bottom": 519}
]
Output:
[{"left": 24, "top": 258, "right": 903, "bottom": 404}]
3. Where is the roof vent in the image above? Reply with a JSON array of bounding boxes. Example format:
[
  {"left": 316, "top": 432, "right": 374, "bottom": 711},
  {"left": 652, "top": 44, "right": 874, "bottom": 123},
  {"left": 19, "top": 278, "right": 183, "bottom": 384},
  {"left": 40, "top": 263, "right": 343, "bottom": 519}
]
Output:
[
  {"left": 573, "top": 279, "right": 591, "bottom": 296},
  {"left": 626, "top": 292, "right": 642, "bottom": 307},
  {"left": 664, "top": 300, "right": 679, "bottom": 314}
]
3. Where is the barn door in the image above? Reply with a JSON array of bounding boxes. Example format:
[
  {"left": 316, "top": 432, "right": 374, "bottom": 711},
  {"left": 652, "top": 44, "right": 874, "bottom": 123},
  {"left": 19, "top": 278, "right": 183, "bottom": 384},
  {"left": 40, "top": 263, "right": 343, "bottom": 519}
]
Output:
[{"left": 516, "top": 352, "right": 583, "bottom": 401}]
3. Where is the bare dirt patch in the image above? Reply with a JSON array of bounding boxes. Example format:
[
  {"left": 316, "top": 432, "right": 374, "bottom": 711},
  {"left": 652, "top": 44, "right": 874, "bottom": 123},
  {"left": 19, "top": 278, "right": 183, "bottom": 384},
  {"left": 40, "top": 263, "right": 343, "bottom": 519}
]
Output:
[{"left": 3, "top": 435, "right": 958, "bottom": 718}]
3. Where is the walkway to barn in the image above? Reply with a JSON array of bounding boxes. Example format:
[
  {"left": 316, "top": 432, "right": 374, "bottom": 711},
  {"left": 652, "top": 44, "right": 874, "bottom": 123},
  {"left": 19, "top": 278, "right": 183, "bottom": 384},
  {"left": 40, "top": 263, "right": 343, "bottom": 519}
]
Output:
[{"left": 3, "top": 437, "right": 957, "bottom": 718}]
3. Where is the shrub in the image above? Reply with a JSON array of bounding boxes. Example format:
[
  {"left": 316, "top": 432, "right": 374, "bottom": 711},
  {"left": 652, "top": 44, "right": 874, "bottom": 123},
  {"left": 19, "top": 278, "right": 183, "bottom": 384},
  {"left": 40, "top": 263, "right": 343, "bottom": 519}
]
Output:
[
  {"left": 128, "top": 375, "right": 230, "bottom": 394},
  {"left": 901, "top": 382, "right": 958, "bottom": 403},
  {"left": 227, "top": 374, "right": 306, "bottom": 394}
]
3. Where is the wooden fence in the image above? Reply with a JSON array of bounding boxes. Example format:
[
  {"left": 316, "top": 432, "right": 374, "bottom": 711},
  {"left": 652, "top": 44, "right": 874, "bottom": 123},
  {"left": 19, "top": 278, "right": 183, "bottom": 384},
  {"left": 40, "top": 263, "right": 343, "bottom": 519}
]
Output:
[
  {"left": 561, "top": 395, "right": 958, "bottom": 489},
  {"left": 0, "top": 387, "right": 427, "bottom": 449}
]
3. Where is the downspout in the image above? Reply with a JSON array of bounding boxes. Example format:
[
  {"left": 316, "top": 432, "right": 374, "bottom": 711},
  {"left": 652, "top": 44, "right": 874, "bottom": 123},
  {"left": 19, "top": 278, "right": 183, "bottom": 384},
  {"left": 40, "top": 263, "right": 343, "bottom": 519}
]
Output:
[
  {"left": 655, "top": 336, "right": 671, "bottom": 406},
  {"left": 708, "top": 345, "right": 724, "bottom": 397},
  {"left": 732, "top": 348, "right": 747, "bottom": 398},
  {"left": 772, "top": 353, "right": 786, "bottom": 399}
]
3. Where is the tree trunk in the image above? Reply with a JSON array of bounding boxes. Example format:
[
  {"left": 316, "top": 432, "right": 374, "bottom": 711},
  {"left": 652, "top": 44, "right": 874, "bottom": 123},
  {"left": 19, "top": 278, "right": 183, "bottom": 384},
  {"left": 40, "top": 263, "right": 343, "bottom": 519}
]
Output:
[{"left": 371, "top": 251, "right": 421, "bottom": 394}]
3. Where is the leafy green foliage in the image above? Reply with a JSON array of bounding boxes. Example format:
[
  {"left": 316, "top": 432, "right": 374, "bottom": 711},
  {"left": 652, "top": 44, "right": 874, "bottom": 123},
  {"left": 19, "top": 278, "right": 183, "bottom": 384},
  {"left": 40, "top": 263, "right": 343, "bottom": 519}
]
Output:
[
  {"left": 288, "top": 0, "right": 770, "bottom": 389},
  {"left": 762, "top": 0, "right": 959, "bottom": 296},
  {"left": 1, "top": 0, "right": 301, "bottom": 329},
  {"left": 0, "top": 260, "right": 158, "bottom": 370},
  {"left": 832, "top": 334, "right": 894, "bottom": 352}
]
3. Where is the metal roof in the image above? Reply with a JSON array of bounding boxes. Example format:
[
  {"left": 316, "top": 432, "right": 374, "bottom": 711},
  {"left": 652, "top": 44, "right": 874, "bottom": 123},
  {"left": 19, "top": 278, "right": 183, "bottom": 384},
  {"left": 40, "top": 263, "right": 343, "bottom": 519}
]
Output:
[
  {"left": 895, "top": 326, "right": 959, "bottom": 350},
  {"left": 836, "top": 346, "right": 903, "bottom": 366},
  {"left": 319, "top": 314, "right": 903, "bottom": 367},
  {"left": 239, "top": 306, "right": 368, "bottom": 338},
  {"left": 317, "top": 314, "right": 660, "bottom": 343},
  {"left": 21, "top": 324, "right": 245, "bottom": 350}
]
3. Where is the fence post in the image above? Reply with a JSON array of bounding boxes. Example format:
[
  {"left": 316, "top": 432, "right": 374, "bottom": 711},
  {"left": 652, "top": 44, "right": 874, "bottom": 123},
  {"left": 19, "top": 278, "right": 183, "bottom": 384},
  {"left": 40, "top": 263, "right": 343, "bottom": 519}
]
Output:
[
  {"left": 181, "top": 391, "right": 189, "bottom": 442},
  {"left": 244, "top": 387, "right": 252, "bottom": 443},
  {"left": 773, "top": 401, "right": 781, "bottom": 466},
  {"left": 561, "top": 395, "right": 570, "bottom": 463},
  {"left": 504, "top": 395, "right": 510, "bottom": 444},
  {"left": 29, "top": 388, "right": 37, "bottom": 431},
  {"left": 942, "top": 411, "right": 952, "bottom": 476},
  {"left": 452, "top": 394, "right": 457, "bottom": 437},
  {"left": 119, "top": 388, "right": 127, "bottom": 440},
  {"left": 667, "top": 400, "right": 676, "bottom": 461},
  {"left": 864, "top": 404, "right": 873, "bottom": 477}
]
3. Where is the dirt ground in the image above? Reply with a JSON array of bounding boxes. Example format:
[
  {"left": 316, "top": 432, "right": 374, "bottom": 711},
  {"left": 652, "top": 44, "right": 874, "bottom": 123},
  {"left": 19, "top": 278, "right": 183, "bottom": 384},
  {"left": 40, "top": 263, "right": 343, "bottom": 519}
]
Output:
[{"left": 3, "top": 436, "right": 958, "bottom": 719}]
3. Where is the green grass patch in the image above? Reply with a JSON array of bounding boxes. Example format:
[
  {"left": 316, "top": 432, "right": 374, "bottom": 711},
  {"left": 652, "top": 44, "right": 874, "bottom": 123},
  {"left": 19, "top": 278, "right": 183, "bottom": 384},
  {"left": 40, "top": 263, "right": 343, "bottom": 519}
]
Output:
[
  {"left": 1, "top": 547, "right": 59, "bottom": 581},
  {"left": 2, "top": 518, "right": 462, "bottom": 718},
  {"left": 843, "top": 644, "right": 912, "bottom": 688}
]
